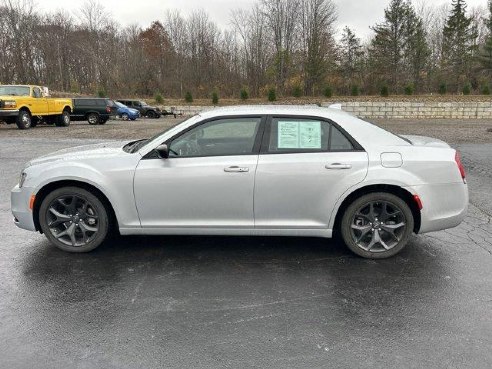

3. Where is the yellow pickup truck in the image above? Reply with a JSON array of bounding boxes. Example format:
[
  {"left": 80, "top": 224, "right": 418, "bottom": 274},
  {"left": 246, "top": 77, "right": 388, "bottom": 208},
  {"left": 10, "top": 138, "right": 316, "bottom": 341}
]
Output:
[{"left": 0, "top": 85, "right": 72, "bottom": 129}]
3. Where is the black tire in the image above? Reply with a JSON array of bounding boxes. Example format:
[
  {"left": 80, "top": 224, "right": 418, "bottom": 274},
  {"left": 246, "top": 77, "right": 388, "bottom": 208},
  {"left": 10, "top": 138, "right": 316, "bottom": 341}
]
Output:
[
  {"left": 122, "top": 113, "right": 129, "bottom": 121},
  {"left": 147, "top": 110, "right": 157, "bottom": 119},
  {"left": 87, "top": 113, "right": 100, "bottom": 125},
  {"left": 16, "top": 110, "right": 32, "bottom": 129},
  {"left": 340, "top": 192, "right": 414, "bottom": 259},
  {"left": 55, "top": 109, "right": 71, "bottom": 127},
  {"left": 99, "top": 117, "right": 108, "bottom": 125},
  {"left": 39, "top": 187, "right": 109, "bottom": 253}
]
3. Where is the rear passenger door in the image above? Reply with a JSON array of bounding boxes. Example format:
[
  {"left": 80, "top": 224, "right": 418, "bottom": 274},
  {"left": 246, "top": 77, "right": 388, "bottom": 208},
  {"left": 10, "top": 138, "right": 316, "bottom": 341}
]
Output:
[{"left": 254, "top": 116, "right": 368, "bottom": 230}]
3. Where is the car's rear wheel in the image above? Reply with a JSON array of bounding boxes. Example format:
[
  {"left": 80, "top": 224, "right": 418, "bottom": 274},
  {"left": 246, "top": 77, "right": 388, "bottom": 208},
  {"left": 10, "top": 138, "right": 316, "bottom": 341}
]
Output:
[
  {"left": 99, "top": 117, "right": 108, "bottom": 125},
  {"left": 55, "top": 109, "right": 71, "bottom": 127},
  {"left": 341, "top": 192, "right": 414, "bottom": 259},
  {"left": 39, "top": 187, "right": 109, "bottom": 253},
  {"left": 147, "top": 110, "right": 157, "bottom": 118},
  {"left": 87, "top": 113, "right": 100, "bottom": 125}
]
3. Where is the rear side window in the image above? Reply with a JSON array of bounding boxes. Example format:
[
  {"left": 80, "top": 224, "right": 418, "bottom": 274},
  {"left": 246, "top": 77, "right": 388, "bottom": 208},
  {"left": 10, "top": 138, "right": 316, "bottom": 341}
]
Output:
[
  {"left": 330, "top": 125, "right": 354, "bottom": 151},
  {"left": 266, "top": 117, "right": 355, "bottom": 153}
]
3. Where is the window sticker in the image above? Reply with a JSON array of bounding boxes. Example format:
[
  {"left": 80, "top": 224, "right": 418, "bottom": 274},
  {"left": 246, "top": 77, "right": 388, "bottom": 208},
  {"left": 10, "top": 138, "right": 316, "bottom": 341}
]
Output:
[
  {"left": 277, "top": 121, "right": 322, "bottom": 149},
  {"left": 299, "top": 121, "right": 321, "bottom": 149},
  {"left": 278, "top": 121, "right": 300, "bottom": 148}
]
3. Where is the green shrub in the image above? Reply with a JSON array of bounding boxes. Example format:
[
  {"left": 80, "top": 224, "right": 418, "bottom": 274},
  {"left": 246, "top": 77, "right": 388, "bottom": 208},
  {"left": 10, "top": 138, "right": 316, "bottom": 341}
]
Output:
[
  {"left": 240, "top": 88, "right": 249, "bottom": 100},
  {"left": 462, "top": 83, "right": 471, "bottom": 95},
  {"left": 438, "top": 83, "right": 447, "bottom": 95},
  {"left": 482, "top": 84, "right": 491, "bottom": 95},
  {"left": 97, "top": 89, "right": 106, "bottom": 98},
  {"left": 155, "top": 92, "right": 163, "bottom": 104},
  {"left": 268, "top": 87, "right": 277, "bottom": 102},
  {"left": 184, "top": 91, "right": 193, "bottom": 103},
  {"left": 404, "top": 84, "right": 414, "bottom": 95},
  {"left": 292, "top": 85, "right": 302, "bottom": 98},
  {"left": 212, "top": 91, "right": 219, "bottom": 105},
  {"left": 350, "top": 85, "right": 360, "bottom": 96},
  {"left": 323, "top": 86, "right": 333, "bottom": 98},
  {"left": 380, "top": 85, "right": 389, "bottom": 97}
]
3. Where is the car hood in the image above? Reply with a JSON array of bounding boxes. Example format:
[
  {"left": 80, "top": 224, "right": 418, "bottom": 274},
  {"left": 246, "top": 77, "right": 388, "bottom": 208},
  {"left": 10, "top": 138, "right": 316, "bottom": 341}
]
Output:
[
  {"left": 27, "top": 141, "right": 130, "bottom": 167},
  {"left": 399, "top": 135, "right": 450, "bottom": 148}
]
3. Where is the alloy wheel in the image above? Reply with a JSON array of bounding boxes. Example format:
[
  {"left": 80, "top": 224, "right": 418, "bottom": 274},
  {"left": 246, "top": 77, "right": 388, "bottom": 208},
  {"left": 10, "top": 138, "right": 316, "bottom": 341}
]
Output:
[
  {"left": 46, "top": 195, "right": 99, "bottom": 247},
  {"left": 350, "top": 200, "right": 407, "bottom": 253}
]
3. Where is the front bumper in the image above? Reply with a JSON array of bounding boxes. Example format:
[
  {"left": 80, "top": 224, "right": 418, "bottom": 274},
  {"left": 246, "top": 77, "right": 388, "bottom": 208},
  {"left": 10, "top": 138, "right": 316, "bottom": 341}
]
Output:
[
  {"left": 0, "top": 109, "right": 20, "bottom": 118},
  {"left": 11, "top": 184, "right": 36, "bottom": 231}
]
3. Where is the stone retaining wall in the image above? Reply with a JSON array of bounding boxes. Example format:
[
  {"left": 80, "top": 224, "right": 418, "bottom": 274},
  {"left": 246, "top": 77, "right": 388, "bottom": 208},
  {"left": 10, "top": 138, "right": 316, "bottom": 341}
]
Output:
[
  {"left": 322, "top": 101, "right": 492, "bottom": 119},
  {"left": 164, "top": 101, "right": 492, "bottom": 119}
]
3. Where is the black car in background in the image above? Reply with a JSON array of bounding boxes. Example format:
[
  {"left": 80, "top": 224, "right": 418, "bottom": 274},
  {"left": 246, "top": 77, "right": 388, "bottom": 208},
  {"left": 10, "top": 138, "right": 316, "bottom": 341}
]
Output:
[
  {"left": 71, "top": 98, "right": 114, "bottom": 125},
  {"left": 116, "top": 99, "right": 162, "bottom": 118}
]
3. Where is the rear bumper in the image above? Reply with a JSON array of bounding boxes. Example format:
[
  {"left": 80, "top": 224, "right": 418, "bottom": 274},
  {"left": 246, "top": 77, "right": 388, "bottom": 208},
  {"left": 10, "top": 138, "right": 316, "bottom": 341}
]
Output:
[
  {"left": 407, "top": 182, "right": 468, "bottom": 234},
  {"left": 11, "top": 184, "right": 36, "bottom": 231}
]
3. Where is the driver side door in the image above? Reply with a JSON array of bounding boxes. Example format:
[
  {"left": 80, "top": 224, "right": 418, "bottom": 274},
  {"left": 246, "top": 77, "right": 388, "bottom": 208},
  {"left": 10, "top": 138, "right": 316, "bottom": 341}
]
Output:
[{"left": 133, "top": 116, "right": 265, "bottom": 229}]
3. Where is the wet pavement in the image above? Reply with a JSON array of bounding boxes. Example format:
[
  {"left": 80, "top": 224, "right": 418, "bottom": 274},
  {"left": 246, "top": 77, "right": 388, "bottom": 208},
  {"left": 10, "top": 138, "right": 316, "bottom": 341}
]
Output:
[{"left": 0, "top": 138, "right": 491, "bottom": 369}]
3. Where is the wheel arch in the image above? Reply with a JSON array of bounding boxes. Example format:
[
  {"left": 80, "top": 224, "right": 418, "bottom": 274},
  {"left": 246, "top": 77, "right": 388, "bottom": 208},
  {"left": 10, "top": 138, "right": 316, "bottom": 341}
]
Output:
[
  {"left": 33, "top": 180, "right": 118, "bottom": 234},
  {"left": 332, "top": 184, "right": 421, "bottom": 236},
  {"left": 63, "top": 105, "right": 72, "bottom": 113},
  {"left": 18, "top": 106, "right": 32, "bottom": 115}
]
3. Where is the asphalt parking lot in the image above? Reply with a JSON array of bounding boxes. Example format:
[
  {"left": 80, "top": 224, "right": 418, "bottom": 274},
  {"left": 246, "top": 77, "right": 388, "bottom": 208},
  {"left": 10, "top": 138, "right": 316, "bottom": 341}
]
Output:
[{"left": 0, "top": 120, "right": 491, "bottom": 368}]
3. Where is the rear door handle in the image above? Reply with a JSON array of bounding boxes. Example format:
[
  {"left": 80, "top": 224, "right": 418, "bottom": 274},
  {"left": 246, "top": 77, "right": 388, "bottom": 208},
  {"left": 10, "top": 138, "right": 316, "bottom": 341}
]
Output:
[
  {"left": 224, "top": 166, "right": 249, "bottom": 173},
  {"left": 325, "top": 163, "right": 352, "bottom": 170}
]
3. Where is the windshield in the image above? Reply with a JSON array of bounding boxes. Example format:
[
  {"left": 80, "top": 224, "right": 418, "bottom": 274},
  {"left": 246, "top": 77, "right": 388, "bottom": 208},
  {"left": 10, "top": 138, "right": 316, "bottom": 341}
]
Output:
[
  {"left": 140, "top": 101, "right": 149, "bottom": 106},
  {"left": 123, "top": 115, "right": 200, "bottom": 153},
  {"left": 115, "top": 101, "right": 126, "bottom": 108},
  {"left": 0, "top": 86, "right": 30, "bottom": 96}
]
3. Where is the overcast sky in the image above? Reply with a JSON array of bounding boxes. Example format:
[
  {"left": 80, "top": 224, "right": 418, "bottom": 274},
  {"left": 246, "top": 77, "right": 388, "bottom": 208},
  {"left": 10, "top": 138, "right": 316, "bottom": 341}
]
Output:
[{"left": 37, "top": 0, "right": 489, "bottom": 40}]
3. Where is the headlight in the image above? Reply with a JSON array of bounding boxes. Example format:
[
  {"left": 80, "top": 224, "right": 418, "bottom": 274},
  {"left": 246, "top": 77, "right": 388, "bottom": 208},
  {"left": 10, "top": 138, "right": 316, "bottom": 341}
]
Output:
[
  {"left": 19, "top": 172, "right": 27, "bottom": 188},
  {"left": 4, "top": 100, "right": 17, "bottom": 109}
]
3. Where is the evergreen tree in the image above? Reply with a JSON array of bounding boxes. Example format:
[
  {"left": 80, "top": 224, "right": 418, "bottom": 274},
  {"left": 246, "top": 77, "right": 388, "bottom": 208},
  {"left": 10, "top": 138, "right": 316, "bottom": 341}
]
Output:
[
  {"left": 442, "top": 0, "right": 478, "bottom": 92},
  {"left": 478, "top": 1, "right": 492, "bottom": 76},
  {"left": 368, "top": 0, "right": 429, "bottom": 93},
  {"left": 339, "top": 27, "right": 364, "bottom": 94}
]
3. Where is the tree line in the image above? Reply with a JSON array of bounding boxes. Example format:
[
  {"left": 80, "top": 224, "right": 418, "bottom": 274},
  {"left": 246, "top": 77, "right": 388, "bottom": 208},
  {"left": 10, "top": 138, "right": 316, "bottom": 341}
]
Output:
[{"left": 1, "top": 0, "right": 492, "bottom": 99}]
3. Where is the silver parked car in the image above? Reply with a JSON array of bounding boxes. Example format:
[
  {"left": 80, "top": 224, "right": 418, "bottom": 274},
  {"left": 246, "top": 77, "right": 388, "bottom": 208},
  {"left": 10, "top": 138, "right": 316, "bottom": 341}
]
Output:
[{"left": 11, "top": 106, "right": 468, "bottom": 258}]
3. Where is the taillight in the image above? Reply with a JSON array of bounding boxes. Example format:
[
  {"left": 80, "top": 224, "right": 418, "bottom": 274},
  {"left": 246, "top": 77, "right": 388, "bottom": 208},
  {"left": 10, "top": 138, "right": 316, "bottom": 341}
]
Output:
[
  {"left": 455, "top": 151, "right": 466, "bottom": 183},
  {"left": 106, "top": 106, "right": 111, "bottom": 113}
]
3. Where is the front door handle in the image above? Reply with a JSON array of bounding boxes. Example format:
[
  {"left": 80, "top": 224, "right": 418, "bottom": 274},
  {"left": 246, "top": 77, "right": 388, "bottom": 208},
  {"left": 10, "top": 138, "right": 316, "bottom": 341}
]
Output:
[
  {"left": 325, "top": 163, "right": 352, "bottom": 170},
  {"left": 224, "top": 166, "right": 249, "bottom": 173}
]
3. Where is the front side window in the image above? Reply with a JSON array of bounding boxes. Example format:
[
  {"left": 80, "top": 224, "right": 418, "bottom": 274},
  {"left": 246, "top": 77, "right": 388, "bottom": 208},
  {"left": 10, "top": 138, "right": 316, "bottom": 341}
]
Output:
[
  {"left": 266, "top": 117, "right": 355, "bottom": 153},
  {"left": 169, "top": 117, "right": 261, "bottom": 157},
  {"left": 33, "top": 87, "right": 42, "bottom": 98}
]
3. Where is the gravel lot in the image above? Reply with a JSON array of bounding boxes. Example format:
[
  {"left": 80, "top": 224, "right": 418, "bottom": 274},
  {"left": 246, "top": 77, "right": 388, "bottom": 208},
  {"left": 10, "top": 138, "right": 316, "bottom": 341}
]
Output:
[
  {"left": 0, "top": 117, "right": 491, "bottom": 368},
  {"left": 2, "top": 116, "right": 492, "bottom": 144}
]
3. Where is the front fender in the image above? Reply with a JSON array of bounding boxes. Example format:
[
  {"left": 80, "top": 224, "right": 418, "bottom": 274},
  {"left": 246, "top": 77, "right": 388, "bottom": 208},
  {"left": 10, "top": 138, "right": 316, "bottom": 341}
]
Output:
[{"left": 26, "top": 159, "right": 141, "bottom": 229}]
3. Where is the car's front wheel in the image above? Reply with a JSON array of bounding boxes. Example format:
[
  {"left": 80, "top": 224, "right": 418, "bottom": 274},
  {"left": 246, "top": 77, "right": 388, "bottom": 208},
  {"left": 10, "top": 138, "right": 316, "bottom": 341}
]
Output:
[
  {"left": 341, "top": 192, "right": 414, "bottom": 259},
  {"left": 16, "top": 110, "right": 32, "bottom": 129},
  {"left": 39, "top": 187, "right": 109, "bottom": 252}
]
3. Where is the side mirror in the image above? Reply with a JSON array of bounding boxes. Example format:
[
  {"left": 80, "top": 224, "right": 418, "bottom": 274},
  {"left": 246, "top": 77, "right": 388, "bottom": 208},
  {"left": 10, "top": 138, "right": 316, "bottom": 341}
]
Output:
[{"left": 155, "top": 144, "right": 169, "bottom": 159}]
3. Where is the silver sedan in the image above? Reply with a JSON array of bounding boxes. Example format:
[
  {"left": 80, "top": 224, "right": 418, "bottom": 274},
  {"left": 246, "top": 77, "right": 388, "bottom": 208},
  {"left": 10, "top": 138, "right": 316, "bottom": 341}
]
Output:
[{"left": 11, "top": 106, "right": 468, "bottom": 258}]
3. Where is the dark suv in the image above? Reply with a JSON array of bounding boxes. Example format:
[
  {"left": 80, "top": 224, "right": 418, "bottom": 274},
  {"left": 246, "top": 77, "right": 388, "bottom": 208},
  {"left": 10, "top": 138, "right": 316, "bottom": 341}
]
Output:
[
  {"left": 116, "top": 100, "right": 161, "bottom": 118},
  {"left": 71, "top": 98, "right": 114, "bottom": 125}
]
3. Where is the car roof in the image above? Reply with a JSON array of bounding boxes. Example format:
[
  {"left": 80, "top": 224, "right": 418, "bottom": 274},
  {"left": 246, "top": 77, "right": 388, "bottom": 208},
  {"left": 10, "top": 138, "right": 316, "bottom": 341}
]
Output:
[{"left": 199, "top": 105, "right": 348, "bottom": 120}]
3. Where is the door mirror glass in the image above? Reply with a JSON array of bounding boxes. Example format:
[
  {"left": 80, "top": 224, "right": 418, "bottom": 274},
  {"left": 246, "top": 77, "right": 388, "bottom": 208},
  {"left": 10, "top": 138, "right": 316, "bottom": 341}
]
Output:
[{"left": 156, "top": 144, "right": 169, "bottom": 159}]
